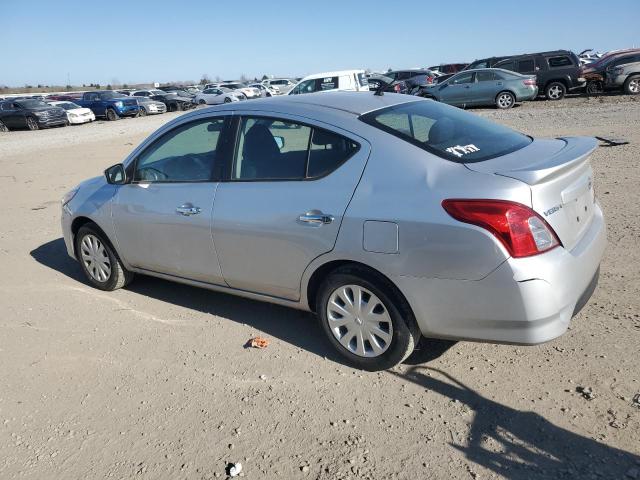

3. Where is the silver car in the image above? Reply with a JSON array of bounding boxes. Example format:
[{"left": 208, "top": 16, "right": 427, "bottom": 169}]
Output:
[{"left": 61, "top": 92, "right": 606, "bottom": 371}]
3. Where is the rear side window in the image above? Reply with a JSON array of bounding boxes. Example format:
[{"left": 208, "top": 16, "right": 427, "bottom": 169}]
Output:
[
  {"left": 360, "top": 100, "right": 532, "bottom": 163},
  {"left": 548, "top": 56, "right": 573, "bottom": 67},
  {"left": 317, "top": 76, "right": 339, "bottom": 91},
  {"left": 517, "top": 59, "right": 535, "bottom": 73},
  {"left": 476, "top": 71, "right": 498, "bottom": 82}
]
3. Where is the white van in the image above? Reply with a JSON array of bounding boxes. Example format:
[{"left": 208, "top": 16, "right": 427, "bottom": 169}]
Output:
[{"left": 288, "top": 70, "right": 369, "bottom": 95}]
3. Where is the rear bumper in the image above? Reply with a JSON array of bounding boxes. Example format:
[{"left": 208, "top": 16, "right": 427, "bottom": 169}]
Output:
[
  {"left": 518, "top": 87, "right": 538, "bottom": 101},
  {"left": 394, "top": 202, "right": 606, "bottom": 344}
]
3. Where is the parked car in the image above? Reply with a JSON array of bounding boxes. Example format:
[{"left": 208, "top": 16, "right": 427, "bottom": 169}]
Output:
[
  {"left": 60, "top": 91, "right": 605, "bottom": 371},
  {"left": 131, "top": 90, "right": 195, "bottom": 112},
  {"left": 417, "top": 68, "right": 538, "bottom": 109},
  {"left": 193, "top": 87, "right": 242, "bottom": 105},
  {"left": 134, "top": 96, "right": 167, "bottom": 116},
  {"left": 159, "top": 86, "right": 196, "bottom": 98},
  {"left": 0, "top": 98, "right": 68, "bottom": 130},
  {"left": 288, "top": 70, "right": 369, "bottom": 95},
  {"left": 248, "top": 83, "right": 277, "bottom": 97},
  {"left": 382, "top": 69, "right": 437, "bottom": 92},
  {"left": 47, "top": 101, "right": 96, "bottom": 124},
  {"left": 261, "top": 78, "right": 296, "bottom": 94},
  {"left": 580, "top": 49, "right": 640, "bottom": 95},
  {"left": 205, "top": 83, "right": 260, "bottom": 99},
  {"left": 367, "top": 75, "right": 411, "bottom": 94},
  {"left": 46, "top": 94, "right": 83, "bottom": 101},
  {"left": 75, "top": 91, "right": 140, "bottom": 120},
  {"left": 465, "top": 56, "right": 513, "bottom": 70}
]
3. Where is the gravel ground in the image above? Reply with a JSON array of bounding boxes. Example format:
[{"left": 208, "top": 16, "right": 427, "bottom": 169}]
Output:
[{"left": 0, "top": 95, "right": 638, "bottom": 480}]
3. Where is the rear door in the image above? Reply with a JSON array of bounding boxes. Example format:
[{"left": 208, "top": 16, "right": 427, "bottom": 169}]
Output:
[
  {"left": 468, "top": 71, "right": 500, "bottom": 105},
  {"left": 212, "top": 114, "right": 369, "bottom": 300}
]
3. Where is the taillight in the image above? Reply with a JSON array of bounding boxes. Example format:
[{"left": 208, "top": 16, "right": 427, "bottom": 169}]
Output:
[
  {"left": 394, "top": 84, "right": 401, "bottom": 92},
  {"left": 442, "top": 199, "right": 560, "bottom": 258},
  {"left": 523, "top": 79, "right": 536, "bottom": 86},
  {"left": 427, "top": 76, "right": 433, "bottom": 84}
]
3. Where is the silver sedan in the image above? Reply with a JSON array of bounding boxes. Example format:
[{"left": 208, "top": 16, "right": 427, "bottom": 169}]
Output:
[{"left": 61, "top": 92, "right": 606, "bottom": 370}]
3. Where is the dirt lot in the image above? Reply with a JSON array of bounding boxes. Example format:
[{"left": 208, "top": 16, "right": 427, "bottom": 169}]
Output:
[{"left": 0, "top": 96, "right": 639, "bottom": 480}]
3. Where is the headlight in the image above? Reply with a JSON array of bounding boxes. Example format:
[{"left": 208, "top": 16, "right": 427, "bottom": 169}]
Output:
[
  {"left": 62, "top": 187, "right": 79, "bottom": 205},
  {"left": 34, "top": 111, "right": 46, "bottom": 116},
  {"left": 114, "top": 101, "right": 123, "bottom": 108}
]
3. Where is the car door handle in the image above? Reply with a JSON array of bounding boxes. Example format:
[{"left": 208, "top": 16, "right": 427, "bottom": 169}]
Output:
[
  {"left": 176, "top": 204, "right": 201, "bottom": 216},
  {"left": 298, "top": 211, "right": 334, "bottom": 225}
]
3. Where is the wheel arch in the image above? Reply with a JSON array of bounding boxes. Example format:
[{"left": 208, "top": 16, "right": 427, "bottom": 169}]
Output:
[
  {"left": 71, "top": 216, "right": 119, "bottom": 259},
  {"left": 544, "top": 77, "right": 569, "bottom": 90},
  {"left": 305, "top": 259, "right": 415, "bottom": 320}
]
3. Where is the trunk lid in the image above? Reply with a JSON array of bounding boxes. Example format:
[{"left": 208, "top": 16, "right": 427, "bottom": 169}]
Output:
[{"left": 465, "top": 136, "right": 598, "bottom": 251}]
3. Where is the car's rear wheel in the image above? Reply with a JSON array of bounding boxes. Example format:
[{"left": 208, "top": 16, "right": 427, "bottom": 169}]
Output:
[
  {"left": 75, "top": 224, "right": 134, "bottom": 291},
  {"left": 0, "top": 120, "right": 8, "bottom": 132},
  {"left": 545, "top": 81, "right": 566, "bottom": 100},
  {"left": 585, "top": 81, "right": 602, "bottom": 95},
  {"left": 496, "top": 91, "right": 515, "bottom": 109},
  {"left": 138, "top": 107, "right": 147, "bottom": 117},
  {"left": 26, "top": 116, "right": 39, "bottom": 130},
  {"left": 624, "top": 75, "right": 640, "bottom": 95},
  {"left": 105, "top": 108, "right": 118, "bottom": 121},
  {"left": 317, "top": 268, "right": 419, "bottom": 371}
]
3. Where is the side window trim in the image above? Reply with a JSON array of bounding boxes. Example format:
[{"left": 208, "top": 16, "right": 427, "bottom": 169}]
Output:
[
  {"left": 130, "top": 115, "right": 232, "bottom": 184},
  {"left": 226, "top": 114, "right": 361, "bottom": 183}
]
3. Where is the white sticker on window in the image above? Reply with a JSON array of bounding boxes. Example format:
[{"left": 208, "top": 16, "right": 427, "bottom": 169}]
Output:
[{"left": 445, "top": 144, "right": 480, "bottom": 158}]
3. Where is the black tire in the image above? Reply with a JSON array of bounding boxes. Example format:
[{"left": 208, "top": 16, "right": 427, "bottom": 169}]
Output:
[
  {"left": 495, "top": 91, "right": 516, "bottom": 109},
  {"left": 585, "top": 81, "right": 602, "bottom": 96},
  {"left": 0, "top": 120, "right": 8, "bottom": 132},
  {"left": 26, "top": 116, "right": 39, "bottom": 130},
  {"left": 224, "top": 97, "right": 232, "bottom": 103},
  {"left": 623, "top": 75, "right": 640, "bottom": 95},
  {"left": 138, "top": 107, "right": 147, "bottom": 117},
  {"left": 198, "top": 99, "right": 206, "bottom": 105},
  {"left": 316, "top": 267, "right": 420, "bottom": 371},
  {"left": 105, "top": 108, "right": 119, "bottom": 121},
  {"left": 545, "top": 81, "right": 566, "bottom": 100},
  {"left": 75, "top": 224, "right": 134, "bottom": 291}
]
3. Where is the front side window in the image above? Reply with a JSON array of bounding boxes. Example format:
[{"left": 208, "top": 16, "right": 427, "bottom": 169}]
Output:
[
  {"left": 548, "top": 56, "right": 572, "bottom": 67},
  {"left": 134, "top": 117, "right": 226, "bottom": 182},
  {"left": 360, "top": 100, "right": 532, "bottom": 163},
  {"left": 451, "top": 72, "right": 474, "bottom": 84},
  {"left": 233, "top": 117, "right": 359, "bottom": 181},
  {"left": 291, "top": 79, "right": 316, "bottom": 95}
]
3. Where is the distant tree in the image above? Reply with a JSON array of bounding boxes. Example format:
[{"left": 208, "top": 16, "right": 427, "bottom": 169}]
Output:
[
  {"left": 25, "top": 84, "right": 33, "bottom": 89},
  {"left": 261, "top": 75, "right": 268, "bottom": 80},
  {"left": 215, "top": 75, "right": 222, "bottom": 82},
  {"left": 239, "top": 73, "right": 248, "bottom": 82},
  {"left": 65, "top": 85, "right": 72, "bottom": 91},
  {"left": 106, "top": 84, "right": 112, "bottom": 90},
  {"left": 37, "top": 84, "right": 43, "bottom": 88},
  {"left": 122, "top": 83, "right": 129, "bottom": 89},
  {"left": 200, "top": 74, "right": 211, "bottom": 85}
]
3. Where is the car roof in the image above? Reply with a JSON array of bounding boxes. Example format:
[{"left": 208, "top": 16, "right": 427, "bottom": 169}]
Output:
[{"left": 195, "top": 91, "right": 419, "bottom": 116}]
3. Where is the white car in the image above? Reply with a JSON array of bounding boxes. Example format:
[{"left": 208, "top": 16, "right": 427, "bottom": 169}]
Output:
[
  {"left": 289, "top": 70, "right": 370, "bottom": 95},
  {"left": 47, "top": 101, "right": 95, "bottom": 124},
  {"left": 261, "top": 78, "right": 296, "bottom": 94},
  {"left": 193, "top": 87, "right": 241, "bottom": 105},
  {"left": 248, "top": 83, "right": 278, "bottom": 97},
  {"left": 129, "top": 89, "right": 168, "bottom": 97}
]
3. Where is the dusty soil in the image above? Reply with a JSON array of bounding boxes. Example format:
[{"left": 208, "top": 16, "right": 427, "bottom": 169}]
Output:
[{"left": 0, "top": 96, "right": 639, "bottom": 480}]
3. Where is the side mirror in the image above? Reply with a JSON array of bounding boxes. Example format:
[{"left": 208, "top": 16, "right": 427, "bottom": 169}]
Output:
[
  {"left": 274, "top": 136, "right": 285, "bottom": 149},
  {"left": 105, "top": 163, "right": 126, "bottom": 185}
]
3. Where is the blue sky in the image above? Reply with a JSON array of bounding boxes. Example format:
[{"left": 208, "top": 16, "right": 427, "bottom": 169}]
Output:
[{"left": 3, "top": 0, "right": 639, "bottom": 86}]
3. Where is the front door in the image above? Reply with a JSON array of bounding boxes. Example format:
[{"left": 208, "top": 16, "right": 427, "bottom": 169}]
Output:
[
  {"left": 442, "top": 72, "right": 475, "bottom": 106},
  {"left": 213, "top": 115, "right": 370, "bottom": 300},
  {"left": 112, "top": 116, "right": 229, "bottom": 284}
]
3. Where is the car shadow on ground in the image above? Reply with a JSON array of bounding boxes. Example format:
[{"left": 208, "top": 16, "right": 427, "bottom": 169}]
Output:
[
  {"left": 30, "top": 238, "right": 453, "bottom": 367},
  {"left": 390, "top": 366, "right": 640, "bottom": 479}
]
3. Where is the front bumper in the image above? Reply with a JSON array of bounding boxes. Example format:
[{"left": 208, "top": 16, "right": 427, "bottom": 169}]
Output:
[
  {"left": 36, "top": 116, "right": 67, "bottom": 127},
  {"left": 115, "top": 105, "right": 140, "bottom": 117},
  {"left": 68, "top": 112, "right": 95, "bottom": 124},
  {"left": 394, "top": 203, "right": 606, "bottom": 345}
]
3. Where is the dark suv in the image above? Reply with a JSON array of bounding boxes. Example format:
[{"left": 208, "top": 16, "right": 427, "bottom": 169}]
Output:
[{"left": 466, "top": 50, "right": 584, "bottom": 100}]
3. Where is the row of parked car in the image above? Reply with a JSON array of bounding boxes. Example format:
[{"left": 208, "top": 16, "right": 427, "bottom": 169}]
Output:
[{"left": 1, "top": 47, "right": 637, "bottom": 131}]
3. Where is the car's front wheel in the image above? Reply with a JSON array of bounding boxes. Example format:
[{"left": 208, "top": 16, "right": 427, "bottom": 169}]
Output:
[
  {"left": 496, "top": 91, "right": 515, "bottom": 109},
  {"left": 224, "top": 97, "right": 232, "bottom": 103},
  {"left": 26, "top": 116, "right": 39, "bottom": 130},
  {"left": 75, "top": 224, "right": 134, "bottom": 291},
  {"left": 138, "top": 107, "right": 147, "bottom": 117},
  {"left": 105, "top": 108, "right": 119, "bottom": 121},
  {"left": 0, "top": 120, "right": 8, "bottom": 132},
  {"left": 624, "top": 75, "right": 640, "bottom": 95},
  {"left": 317, "top": 268, "right": 419, "bottom": 371},
  {"left": 198, "top": 99, "right": 206, "bottom": 105}
]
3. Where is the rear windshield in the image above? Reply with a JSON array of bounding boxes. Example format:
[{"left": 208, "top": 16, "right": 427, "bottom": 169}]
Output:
[{"left": 359, "top": 100, "right": 532, "bottom": 163}]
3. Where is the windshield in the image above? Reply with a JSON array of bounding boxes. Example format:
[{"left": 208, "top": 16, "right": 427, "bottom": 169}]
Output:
[
  {"left": 360, "top": 100, "right": 532, "bottom": 163},
  {"left": 15, "top": 99, "right": 50, "bottom": 109}
]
